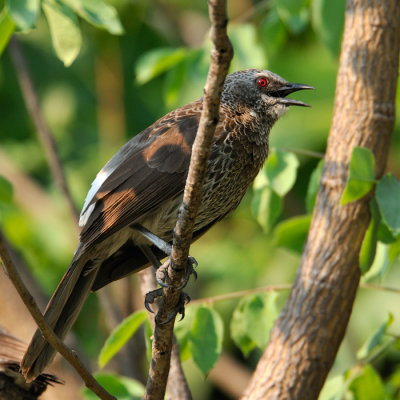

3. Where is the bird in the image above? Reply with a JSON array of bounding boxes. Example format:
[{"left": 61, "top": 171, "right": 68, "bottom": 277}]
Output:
[{"left": 21, "top": 69, "right": 313, "bottom": 381}]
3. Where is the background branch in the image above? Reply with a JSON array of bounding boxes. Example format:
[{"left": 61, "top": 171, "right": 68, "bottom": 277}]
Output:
[
  {"left": 242, "top": 0, "right": 400, "bottom": 398},
  {"left": 8, "top": 37, "right": 79, "bottom": 226},
  {"left": 0, "top": 229, "right": 116, "bottom": 400},
  {"left": 144, "top": 0, "right": 233, "bottom": 398}
]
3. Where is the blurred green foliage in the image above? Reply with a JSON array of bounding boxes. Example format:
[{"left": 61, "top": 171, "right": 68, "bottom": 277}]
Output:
[{"left": 1, "top": 0, "right": 400, "bottom": 399}]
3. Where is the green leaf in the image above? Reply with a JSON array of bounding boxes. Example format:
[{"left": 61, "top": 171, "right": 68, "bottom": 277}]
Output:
[
  {"left": 311, "top": 0, "right": 346, "bottom": 56},
  {"left": 252, "top": 151, "right": 299, "bottom": 232},
  {"left": 363, "top": 241, "right": 390, "bottom": 282},
  {"left": 388, "top": 236, "right": 400, "bottom": 264},
  {"left": 98, "top": 310, "right": 147, "bottom": 368},
  {"left": 261, "top": 8, "right": 287, "bottom": 56},
  {"left": 189, "top": 306, "right": 223, "bottom": 375},
  {"left": 356, "top": 313, "right": 393, "bottom": 360},
  {"left": 229, "top": 24, "right": 266, "bottom": 71},
  {"left": 265, "top": 151, "right": 300, "bottom": 197},
  {"left": 348, "top": 365, "right": 386, "bottom": 400},
  {"left": 319, "top": 375, "right": 346, "bottom": 400},
  {"left": 135, "top": 47, "right": 188, "bottom": 85},
  {"left": 43, "top": 0, "right": 82, "bottom": 67},
  {"left": 82, "top": 373, "right": 145, "bottom": 400},
  {"left": 6, "top": 0, "right": 39, "bottom": 30},
  {"left": 274, "top": 214, "right": 311, "bottom": 254},
  {"left": 376, "top": 173, "right": 400, "bottom": 237},
  {"left": 63, "top": 0, "right": 123, "bottom": 34},
  {"left": 274, "top": 0, "right": 310, "bottom": 35},
  {"left": 306, "top": 160, "right": 324, "bottom": 213},
  {"left": 251, "top": 186, "right": 282, "bottom": 233},
  {"left": 359, "top": 199, "right": 380, "bottom": 274},
  {"left": 174, "top": 306, "right": 196, "bottom": 362},
  {"left": 0, "top": 9, "right": 15, "bottom": 56},
  {"left": 341, "top": 147, "right": 376, "bottom": 205},
  {"left": 230, "top": 298, "right": 257, "bottom": 357},
  {"left": 143, "top": 318, "right": 153, "bottom": 363},
  {"left": 0, "top": 176, "right": 13, "bottom": 204},
  {"left": 231, "top": 293, "right": 281, "bottom": 356},
  {"left": 246, "top": 293, "right": 280, "bottom": 349}
]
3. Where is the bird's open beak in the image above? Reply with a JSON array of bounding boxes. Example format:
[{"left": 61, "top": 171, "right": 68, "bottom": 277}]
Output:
[{"left": 274, "top": 83, "right": 314, "bottom": 107}]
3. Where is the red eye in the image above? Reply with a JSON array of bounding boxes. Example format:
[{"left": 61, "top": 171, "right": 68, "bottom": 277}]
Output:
[{"left": 257, "top": 77, "right": 268, "bottom": 87}]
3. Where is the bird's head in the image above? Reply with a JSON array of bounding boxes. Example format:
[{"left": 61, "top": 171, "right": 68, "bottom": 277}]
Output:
[{"left": 222, "top": 69, "right": 314, "bottom": 123}]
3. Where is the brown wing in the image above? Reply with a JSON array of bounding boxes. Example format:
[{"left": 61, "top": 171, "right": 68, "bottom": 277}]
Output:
[{"left": 79, "top": 102, "right": 202, "bottom": 249}]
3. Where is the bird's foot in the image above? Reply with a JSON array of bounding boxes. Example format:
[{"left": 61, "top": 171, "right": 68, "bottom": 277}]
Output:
[
  {"left": 156, "top": 292, "right": 191, "bottom": 325},
  {"left": 144, "top": 287, "right": 163, "bottom": 313},
  {"left": 156, "top": 256, "right": 198, "bottom": 290}
]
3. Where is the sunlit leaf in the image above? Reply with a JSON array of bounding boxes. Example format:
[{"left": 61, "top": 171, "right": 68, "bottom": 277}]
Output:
[
  {"left": 306, "top": 160, "right": 324, "bottom": 213},
  {"left": 376, "top": 173, "right": 400, "bottom": 237},
  {"left": 319, "top": 375, "right": 346, "bottom": 400},
  {"left": 231, "top": 293, "right": 281, "bottom": 356},
  {"left": 135, "top": 47, "right": 188, "bottom": 85},
  {"left": 0, "top": 9, "right": 15, "bottom": 56},
  {"left": 311, "top": 0, "right": 346, "bottom": 56},
  {"left": 43, "top": 0, "right": 82, "bottom": 67},
  {"left": 98, "top": 310, "right": 147, "bottom": 368},
  {"left": 265, "top": 151, "right": 300, "bottom": 197},
  {"left": 251, "top": 186, "right": 282, "bottom": 233},
  {"left": 189, "top": 306, "right": 223, "bottom": 375},
  {"left": 0, "top": 176, "right": 13, "bottom": 204},
  {"left": 63, "top": 0, "right": 123, "bottom": 34},
  {"left": 82, "top": 373, "right": 145, "bottom": 400},
  {"left": 359, "top": 199, "right": 380, "bottom": 274},
  {"left": 348, "top": 364, "right": 386, "bottom": 400},
  {"left": 357, "top": 313, "right": 393, "bottom": 360},
  {"left": 341, "top": 147, "right": 376, "bottom": 205},
  {"left": 362, "top": 241, "right": 390, "bottom": 282},
  {"left": 274, "top": 214, "right": 311, "bottom": 254},
  {"left": 6, "top": 0, "right": 39, "bottom": 30}
]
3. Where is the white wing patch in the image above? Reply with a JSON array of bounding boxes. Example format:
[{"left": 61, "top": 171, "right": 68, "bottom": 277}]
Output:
[
  {"left": 78, "top": 139, "right": 138, "bottom": 228},
  {"left": 79, "top": 169, "right": 112, "bottom": 227}
]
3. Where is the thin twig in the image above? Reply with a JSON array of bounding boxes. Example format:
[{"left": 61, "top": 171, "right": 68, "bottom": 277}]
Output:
[
  {"left": 277, "top": 147, "right": 325, "bottom": 159},
  {"left": 189, "top": 282, "right": 400, "bottom": 306},
  {"left": 0, "top": 229, "right": 116, "bottom": 400},
  {"left": 191, "top": 284, "right": 293, "bottom": 305},
  {"left": 144, "top": 1, "right": 233, "bottom": 399},
  {"left": 8, "top": 37, "right": 80, "bottom": 226}
]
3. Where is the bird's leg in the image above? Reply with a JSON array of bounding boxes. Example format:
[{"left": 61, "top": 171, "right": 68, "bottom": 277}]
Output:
[
  {"left": 131, "top": 223, "right": 171, "bottom": 255},
  {"left": 138, "top": 245, "right": 191, "bottom": 323},
  {"left": 131, "top": 223, "right": 198, "bottom": 289}
]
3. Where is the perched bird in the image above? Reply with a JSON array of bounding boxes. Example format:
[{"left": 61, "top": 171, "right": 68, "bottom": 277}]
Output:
[{"left": 21, "top": 69, "right": 312, "bottom": 381}]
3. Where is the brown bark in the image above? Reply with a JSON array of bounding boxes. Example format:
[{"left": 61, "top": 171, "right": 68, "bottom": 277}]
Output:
[
  {"left": 242, "top": 0, "right": 400, "bottom": 399},
  {"left": 144, "top": 1, "right": 233, "bottom": 398}
]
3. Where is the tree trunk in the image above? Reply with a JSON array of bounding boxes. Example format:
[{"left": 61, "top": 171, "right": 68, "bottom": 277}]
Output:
[{"left": 242, "top": 0, "right": 400, "bottom": 398}]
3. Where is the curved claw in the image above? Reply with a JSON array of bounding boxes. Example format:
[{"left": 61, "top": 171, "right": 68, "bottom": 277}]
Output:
[
  {"left": 156, "top": 275, "right": 171, "bottom": 288},
  {"left": 157, "top": 292, "right": 191, "bottom": 325},
  {"left": 144, "top": 287, "right": 164, "bottom": 313}
]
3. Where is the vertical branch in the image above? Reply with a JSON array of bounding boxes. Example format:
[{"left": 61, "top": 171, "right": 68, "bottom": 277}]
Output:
[
  {"left": 8, "top": 37, "right": 79, "bottom": 225},
  {"left": 144, "top": 0, "right": 233, "bottom": 399},
  {"left": 242, "top": 0, "right": 400, "bottom": 398},
  {"left": 138, "top": 269, "right": 192, "bottom": 400}
]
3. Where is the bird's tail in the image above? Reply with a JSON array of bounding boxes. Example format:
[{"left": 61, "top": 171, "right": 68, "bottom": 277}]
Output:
[{"left": 21, "top": 253, "right": 98, "bottom": 382}]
